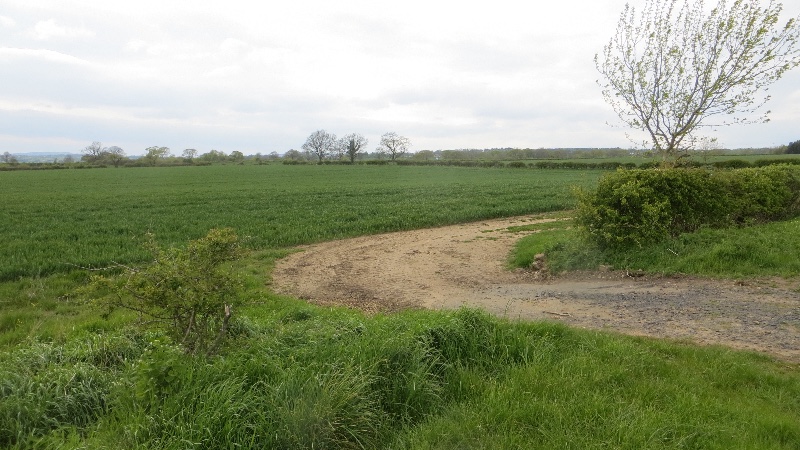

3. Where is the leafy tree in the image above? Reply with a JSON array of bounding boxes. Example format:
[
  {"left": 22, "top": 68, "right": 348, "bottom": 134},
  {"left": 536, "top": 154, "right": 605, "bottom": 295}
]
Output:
[
  {"left": 200, "top": 149, "right": 227, "bottom": 163},
  {"left": 412, "top": 150, "right": 435, "bottom": 161},
  {"left": 787, "top": 140, "right": 800, "bottom": 154},
  {"left": 284, "top": 149, "right": 303, "bottom": 161},
  {"left": 596, "top": 0, "right": 800, "bottom": 161},
  {"left": 339, "top": 133, "right": 369, "bottom": 163},
  {"left": 144, "top": 146, "right": 171, "bottom": 166},
  {"left": 229, "top": 150, "right": 245, "bottom": 163},
  {"left": 87, "top": 228, "right": 243, "bottom": 356},
  {"left": 377, "top": 132, "right": 411, "bottom": 161},
  {"left": 182, "top": 148, "right": 198, "bottom": 161},
  {"left": 302, "top": 129, "right": 337, "bottom": 162},
  {"left": 103, "top": 146, "right": 127, "bottom": 167}
]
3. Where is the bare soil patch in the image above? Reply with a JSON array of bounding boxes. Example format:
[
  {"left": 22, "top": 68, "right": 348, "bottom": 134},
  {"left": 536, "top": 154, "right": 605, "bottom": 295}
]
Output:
[{"left": 272, "top": 216, "right": 800, "bottom": 363}]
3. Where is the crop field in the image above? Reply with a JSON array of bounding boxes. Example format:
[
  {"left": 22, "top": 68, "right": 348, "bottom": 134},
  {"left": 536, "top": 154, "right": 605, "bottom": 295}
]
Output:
[
  {"left": 2, "top": 163, "right": 800, "bottom": 449},
  {"left": 0, "top": 164, "right": 602, "bottom": 281}
]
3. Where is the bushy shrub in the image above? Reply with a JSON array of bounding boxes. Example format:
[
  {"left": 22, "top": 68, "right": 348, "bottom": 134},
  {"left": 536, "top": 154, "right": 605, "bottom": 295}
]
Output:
[
  {"left": 87, "top": 228, "right": 243, "bottom": 356},
  {"left": 575, "top": 165, "right": 800, "bottom": 249}
]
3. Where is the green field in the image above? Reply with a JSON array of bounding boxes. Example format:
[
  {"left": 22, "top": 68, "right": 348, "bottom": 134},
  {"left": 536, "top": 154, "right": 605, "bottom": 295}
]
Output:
[
  {"left": 1, "top": 164, "right": 600, "bottom": 281},
  {"left": 2, "top": 164, "right": 799, "bottom": 449}
]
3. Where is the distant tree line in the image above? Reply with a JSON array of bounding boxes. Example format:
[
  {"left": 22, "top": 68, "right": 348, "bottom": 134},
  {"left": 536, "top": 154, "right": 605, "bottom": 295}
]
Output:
[
  {"left": 2, "top": 138, "right": 798, "bottom": 171},
  {"left": 299, "top": 130, "right": 407, "bottom": 163}
]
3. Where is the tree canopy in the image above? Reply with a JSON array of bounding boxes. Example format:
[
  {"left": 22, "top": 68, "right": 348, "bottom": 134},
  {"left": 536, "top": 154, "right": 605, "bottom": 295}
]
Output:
[
  {"left": 340, "top": 133, "right": 369, "bottom": 163},
  {"left": 302, "top": 130, "right": 337, "bottom": 162},
  {"left": 596, "top": 0, "right": 800, "bottom": 160},
  {"left": 377, "top": 132, "right": 411, "bottom": 161}
]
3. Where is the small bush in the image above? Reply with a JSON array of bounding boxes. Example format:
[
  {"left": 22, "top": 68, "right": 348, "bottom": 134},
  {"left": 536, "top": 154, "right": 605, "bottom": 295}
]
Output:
[
  {"left": 575, "top": 166, "right": 800, "bottom": 249},
  {"left": 86, "top": 228, "right": 243, "bottom": 356}
]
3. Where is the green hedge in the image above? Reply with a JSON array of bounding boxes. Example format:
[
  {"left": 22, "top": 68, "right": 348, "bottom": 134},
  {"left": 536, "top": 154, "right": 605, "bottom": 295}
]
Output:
[{"left": 575, "top": 165, "right": 800, "bottom": 249}]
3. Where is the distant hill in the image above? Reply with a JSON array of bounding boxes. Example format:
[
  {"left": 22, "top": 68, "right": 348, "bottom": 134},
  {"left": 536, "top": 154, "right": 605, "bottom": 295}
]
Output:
[{"left": 5, "top": 152, "right": 82, "bottom": 163}]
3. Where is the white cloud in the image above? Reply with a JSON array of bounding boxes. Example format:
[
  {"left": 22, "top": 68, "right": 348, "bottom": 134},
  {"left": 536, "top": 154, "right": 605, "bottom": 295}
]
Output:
[
  {"left": 0, "top": 47, "right": 94, "bottom": 67},
  {"left": 124, "top": 39, "right": 147, "bottom": 53},
  {"left": 28, "top": 19, "right": 95, "bottom": 40},
  {"left": 0, "top": 15, "right": 16, "bottom": 28},
  {"left": 0, "top": 0, "right": 798, "bottom": 155}
]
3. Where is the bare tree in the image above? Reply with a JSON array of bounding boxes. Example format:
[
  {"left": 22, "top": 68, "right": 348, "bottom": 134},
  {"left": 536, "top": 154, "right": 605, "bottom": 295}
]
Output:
[
  {"left": 81, "top": 141, "right": 105, "bottom": 163},
  {"left": 377, "top": 132, "right": 411, "bottom": 161},
  {"left": 339, "top": 133, "right": 369, "bottom": 163},
  {"left": 1, "top": 151, "right": 17, "bottom": 164},
  {"left": 596, "top": 0, "right": 800, "bottom": 161},
  {"left": 302, "top": 130, "right": 337, "bottom": 163}
]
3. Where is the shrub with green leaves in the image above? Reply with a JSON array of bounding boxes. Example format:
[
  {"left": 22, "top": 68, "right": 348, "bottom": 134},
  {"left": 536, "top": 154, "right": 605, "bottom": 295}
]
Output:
[
  {"left": 575, "top": 165, "right": 800, "bottom": 249},
  {"left": 88, "top": 228, "right": 243, "bottom": 356}
]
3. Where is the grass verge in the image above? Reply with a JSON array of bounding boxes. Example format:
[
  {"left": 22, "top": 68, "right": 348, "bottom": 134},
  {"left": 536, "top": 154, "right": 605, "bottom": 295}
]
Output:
[
  {"left": 512, "top": 216, "right": 800, "bottom": 280},
  {"left": 2, "top": 304, "right": 798, "bottom": 449}
]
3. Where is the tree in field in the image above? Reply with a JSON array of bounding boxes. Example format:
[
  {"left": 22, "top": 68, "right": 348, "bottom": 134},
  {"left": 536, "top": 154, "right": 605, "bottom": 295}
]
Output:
[
  {"left": 200, "top": 149, "right": 227, "bottom": 163},
  {"left": 144, "top": 146, "right": 171, "bottom": 166},
  {"left": 229, "top": 150, "right": 245, "bottom": 163},
  {"left": 104, "top": 146, "right": 127, "bottom": 167},
  {"left": 284, "top": 149, "right": 302, "bottom": 161},
  {"left": 596, "top": 0, "right": 800, "bottom": 161},
  {"left": 377, "top": 132, "right": 411, "bottom": 161},
  {"left": 182, "top": 148, "right": 198, "bottom": 161},
  {"left": 81, "top": 141, "right": 105, "bottom": 163},
  {"left": 339, "top": 133, "right": 369, "bottom": 163},
  {"left": 80, "top": 141, "right": 127, "bottom": 166},
  {"left": 787, "top": 140, "right": 800, "bottom": 154},
  {"left": 302, "top": 129, "right": 337, "bottom": 163},
  {"left": 412, "top": 150, "right": 435, "bottom": 161}
]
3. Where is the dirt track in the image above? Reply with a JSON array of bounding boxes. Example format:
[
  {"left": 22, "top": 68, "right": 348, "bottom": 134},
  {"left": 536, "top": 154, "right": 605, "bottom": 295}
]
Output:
[{"left": 272, "top": 215, "right": 800, "bottom": 363}]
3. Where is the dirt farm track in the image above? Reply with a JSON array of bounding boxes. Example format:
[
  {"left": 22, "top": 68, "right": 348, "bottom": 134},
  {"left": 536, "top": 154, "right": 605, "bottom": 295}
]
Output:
[{"left": 272, "top": 215, "right": 800, "bottom": 363}]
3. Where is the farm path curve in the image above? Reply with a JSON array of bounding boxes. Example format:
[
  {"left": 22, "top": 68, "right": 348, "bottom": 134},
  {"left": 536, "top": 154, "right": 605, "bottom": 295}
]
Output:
[{"left": 272, "top": 215, "right": 800, "bottom": 363}]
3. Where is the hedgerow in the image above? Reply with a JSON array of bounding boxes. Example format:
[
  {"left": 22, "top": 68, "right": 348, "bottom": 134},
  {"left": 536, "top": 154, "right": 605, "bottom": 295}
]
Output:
[{"left": 575, "top": 165, "right": 800, "bottom": 249}]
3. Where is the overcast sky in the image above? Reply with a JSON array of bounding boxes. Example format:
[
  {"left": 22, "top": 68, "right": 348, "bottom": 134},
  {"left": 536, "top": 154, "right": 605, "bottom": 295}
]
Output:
[{"left": 2, "top": 0, "right": 799, "bottom": 156}]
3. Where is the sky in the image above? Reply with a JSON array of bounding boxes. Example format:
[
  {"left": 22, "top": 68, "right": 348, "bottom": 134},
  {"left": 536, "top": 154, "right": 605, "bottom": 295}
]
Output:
[{"left": 1, "top": 0, "right": 799, "bottom": 156}]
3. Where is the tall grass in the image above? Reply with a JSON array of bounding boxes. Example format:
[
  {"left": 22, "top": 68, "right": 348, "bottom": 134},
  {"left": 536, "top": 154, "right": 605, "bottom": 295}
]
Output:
[{"left": 2, "top": 305, "right": 798, "bottom": 449}]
